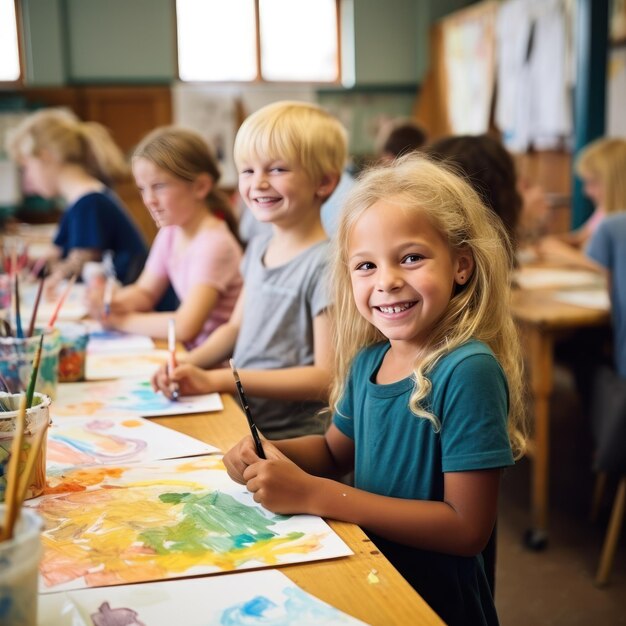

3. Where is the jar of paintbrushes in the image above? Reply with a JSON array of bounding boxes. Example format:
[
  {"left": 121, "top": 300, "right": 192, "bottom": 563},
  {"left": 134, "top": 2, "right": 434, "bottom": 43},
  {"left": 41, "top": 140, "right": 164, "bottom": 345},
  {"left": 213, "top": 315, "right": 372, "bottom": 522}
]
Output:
[
  {"left": 0, "top": 392, "right": 51, "bottom": 502},
  {"left": 0, "top": 328, "right": 61, "bottom": 399},
  {"left": 0, "top": 392, "right": 46, "bottom": 626}
]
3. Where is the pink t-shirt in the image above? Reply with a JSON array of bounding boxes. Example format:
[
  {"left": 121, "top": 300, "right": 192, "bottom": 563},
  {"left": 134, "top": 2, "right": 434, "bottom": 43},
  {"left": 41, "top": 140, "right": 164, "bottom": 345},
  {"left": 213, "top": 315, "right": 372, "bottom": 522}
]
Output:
[{"left": 145, "top": 223, "right": 243, "bottom": 349}]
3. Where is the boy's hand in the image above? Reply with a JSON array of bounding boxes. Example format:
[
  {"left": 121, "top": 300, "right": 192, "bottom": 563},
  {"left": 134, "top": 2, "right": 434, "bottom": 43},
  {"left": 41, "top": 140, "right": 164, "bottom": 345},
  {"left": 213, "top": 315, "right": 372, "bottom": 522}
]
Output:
[
  {"left": 241, "top": 445, "right": 319, "bottom": 515},
  {"left": 152, "top": 362, "right": 208, "bottom": 398},
  {"left": 223, "top": 435, "right": 264, "bottom": 484}
]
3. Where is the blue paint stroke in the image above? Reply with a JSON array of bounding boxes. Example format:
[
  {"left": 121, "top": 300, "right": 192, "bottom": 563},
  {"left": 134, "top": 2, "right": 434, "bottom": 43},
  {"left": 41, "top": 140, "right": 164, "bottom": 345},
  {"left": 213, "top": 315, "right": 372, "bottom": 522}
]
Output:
[{"left": 219, "top": 587, "right": 357, "bottom": 625}]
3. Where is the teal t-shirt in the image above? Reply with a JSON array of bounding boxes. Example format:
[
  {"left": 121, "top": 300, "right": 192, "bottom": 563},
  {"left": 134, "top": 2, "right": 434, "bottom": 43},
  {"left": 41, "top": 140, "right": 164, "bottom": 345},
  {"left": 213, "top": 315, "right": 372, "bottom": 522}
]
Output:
[{"left": 333, "top": 339, "right": 514, "bottom": 626}]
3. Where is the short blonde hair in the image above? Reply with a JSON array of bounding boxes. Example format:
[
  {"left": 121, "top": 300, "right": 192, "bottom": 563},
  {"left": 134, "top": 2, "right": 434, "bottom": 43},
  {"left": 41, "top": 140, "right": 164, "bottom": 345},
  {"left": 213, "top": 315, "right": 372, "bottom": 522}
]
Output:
[
  {"left": 233, "top": 101, "right": 347, "bottom": 185},
  {"left": 575, "top": 137, "right": 626, "bottom": 214},
  {"left": 330, "top": 154, "right": 526, "bottom": 459},
  {"left": 6, "top": 108, "right": 128, "bottom": 184}
]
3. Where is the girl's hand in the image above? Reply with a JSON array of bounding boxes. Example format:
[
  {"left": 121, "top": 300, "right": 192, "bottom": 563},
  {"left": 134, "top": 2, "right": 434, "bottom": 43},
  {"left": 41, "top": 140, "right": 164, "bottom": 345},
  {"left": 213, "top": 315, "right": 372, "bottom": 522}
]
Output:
[
  {"left": 152, "top": 362, "right": 208, "bottom": 398},
  {"left": 242, "top": 446, "right": 320, "bottom": 515},
  {"left": 223, "top": 435, "right": 264, "bottom": 484}
]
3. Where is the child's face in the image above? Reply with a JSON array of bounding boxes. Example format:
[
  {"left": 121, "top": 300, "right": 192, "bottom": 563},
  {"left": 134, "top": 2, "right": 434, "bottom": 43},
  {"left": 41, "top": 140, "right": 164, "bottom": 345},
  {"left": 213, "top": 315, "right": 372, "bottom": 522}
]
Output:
[
  {"left": 20, "top": 154, "right": 60, "bottom": 199},
  {"left": 237, "top": 154, "right": 323, "bottom": 227},
  {"left": 133, "top": 158, "right": 203, "bottom": 228},
  {"left": 348, "top": 198, "right": 472, "bottom": 352},
  {"left": 581, "top": 174, "right": 604, "bottom": 208}
]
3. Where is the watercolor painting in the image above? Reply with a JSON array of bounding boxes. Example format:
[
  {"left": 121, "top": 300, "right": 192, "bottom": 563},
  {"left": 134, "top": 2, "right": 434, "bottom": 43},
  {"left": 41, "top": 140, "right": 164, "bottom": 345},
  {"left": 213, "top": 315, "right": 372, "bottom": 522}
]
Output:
[
  {"left": 39, "top": 570, "right": 368, "bottom": 625},
  {"left": 54, "top": 377, "right": 223, "bottom": 418},
  {"left": 86, "top": 350, "right": 171, "bottom": 381},
  {"left": 29, "top": 456, "right": 352, "bottom": 594},
  {"left": 47, "top": 416, "right": 219, "bottom": 471}
]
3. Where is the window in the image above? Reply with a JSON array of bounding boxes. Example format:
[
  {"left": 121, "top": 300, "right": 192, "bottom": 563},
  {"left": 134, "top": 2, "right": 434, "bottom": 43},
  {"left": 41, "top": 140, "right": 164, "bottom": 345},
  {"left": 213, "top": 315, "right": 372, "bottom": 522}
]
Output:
[
  {"left": 0, "top": 0, "right": 21, "bottom": 82},
  {"left": 176, "top": 0, "right": 339, "bottom": 82}
]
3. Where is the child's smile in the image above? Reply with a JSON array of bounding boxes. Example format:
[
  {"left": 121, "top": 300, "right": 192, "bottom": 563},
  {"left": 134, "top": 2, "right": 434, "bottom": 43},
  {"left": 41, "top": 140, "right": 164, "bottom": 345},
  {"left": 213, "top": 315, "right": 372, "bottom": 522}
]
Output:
[{"left": 348, "top": 197, "right": 472, "bottom": 351}]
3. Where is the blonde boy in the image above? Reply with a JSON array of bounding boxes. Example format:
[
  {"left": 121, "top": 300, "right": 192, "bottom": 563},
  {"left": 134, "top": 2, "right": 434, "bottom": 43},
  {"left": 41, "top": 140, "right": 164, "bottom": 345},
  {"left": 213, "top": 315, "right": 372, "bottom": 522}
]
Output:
[{"left": 153, "top": 101, "right": 348, "bottom": 438}]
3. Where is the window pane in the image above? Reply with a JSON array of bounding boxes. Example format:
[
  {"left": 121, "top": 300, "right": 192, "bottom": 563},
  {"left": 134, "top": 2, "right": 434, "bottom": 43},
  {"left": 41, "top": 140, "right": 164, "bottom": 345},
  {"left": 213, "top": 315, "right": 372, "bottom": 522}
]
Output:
[
  {"left": 259, "top": 0, "right": 338, "bottom": 82},
  {"left": 0, "top": 0, "right": 20, "bottom": 82},
  {"left": 177, "top": 0, "right": 257, "bottom": 81}
]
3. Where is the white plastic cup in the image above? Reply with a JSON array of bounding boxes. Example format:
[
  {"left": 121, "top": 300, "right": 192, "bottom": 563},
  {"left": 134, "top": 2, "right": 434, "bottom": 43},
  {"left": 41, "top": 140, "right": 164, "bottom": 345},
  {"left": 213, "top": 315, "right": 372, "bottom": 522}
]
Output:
[{"left": 0, "top": 505, "right": 43, "bottom": 626}]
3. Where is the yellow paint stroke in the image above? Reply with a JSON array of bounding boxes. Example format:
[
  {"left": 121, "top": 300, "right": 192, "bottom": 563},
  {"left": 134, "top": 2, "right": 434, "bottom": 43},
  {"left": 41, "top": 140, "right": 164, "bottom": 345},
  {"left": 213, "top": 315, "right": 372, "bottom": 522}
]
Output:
[
  {"left": 34, "top": 485, "right": 325, "bottom": 590},
  {"left": 121, "top": 419, "right": 142, "bottom": 428}
]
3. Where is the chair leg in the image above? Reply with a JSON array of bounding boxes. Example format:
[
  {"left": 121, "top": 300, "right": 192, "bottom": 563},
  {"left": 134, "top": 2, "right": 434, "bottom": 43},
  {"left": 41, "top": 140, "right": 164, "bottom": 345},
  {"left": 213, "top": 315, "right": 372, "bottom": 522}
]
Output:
[
  {"left": 591, "top": 472, "right": 608, "bottom": 523},
  {"left": 595, "top": 476, "right": 626, "bottom": 587}
]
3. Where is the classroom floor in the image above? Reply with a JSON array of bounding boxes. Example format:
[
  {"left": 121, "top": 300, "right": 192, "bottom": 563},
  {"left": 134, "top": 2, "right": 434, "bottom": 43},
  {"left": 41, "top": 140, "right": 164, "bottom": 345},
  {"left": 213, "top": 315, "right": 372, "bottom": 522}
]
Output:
[{"left": 495, "top": 365, "right": 626, "bottom": 626}]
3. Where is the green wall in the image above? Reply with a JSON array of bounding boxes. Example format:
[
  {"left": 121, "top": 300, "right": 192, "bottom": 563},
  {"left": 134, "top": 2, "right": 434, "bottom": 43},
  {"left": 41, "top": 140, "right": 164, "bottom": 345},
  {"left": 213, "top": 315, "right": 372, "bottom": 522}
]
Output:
[{"left": 20, "top": 0, "right": 473, "bottom": 87}]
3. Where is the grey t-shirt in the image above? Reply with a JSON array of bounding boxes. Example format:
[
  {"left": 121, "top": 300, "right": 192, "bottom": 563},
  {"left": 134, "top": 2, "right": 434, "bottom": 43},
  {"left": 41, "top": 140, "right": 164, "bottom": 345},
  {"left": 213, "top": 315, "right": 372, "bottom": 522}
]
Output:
[{"left": 232, "top": 234, "right": 332, "bottom": 438}]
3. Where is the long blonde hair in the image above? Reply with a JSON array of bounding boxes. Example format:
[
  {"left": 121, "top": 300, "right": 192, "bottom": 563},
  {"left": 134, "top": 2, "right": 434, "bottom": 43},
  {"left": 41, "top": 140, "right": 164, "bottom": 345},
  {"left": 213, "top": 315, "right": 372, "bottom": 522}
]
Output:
[
  {"left": 330, "top": 155, "right": 527, "bottom": 458},
  {"left": 133, "top": 126, "right": 238, "bottom": 238},
  {"left": 575, "top": 137, "right": 626, "bottom": 214},
  {"left": 6, "top": 108, "right": 128, "bottom": 185}
]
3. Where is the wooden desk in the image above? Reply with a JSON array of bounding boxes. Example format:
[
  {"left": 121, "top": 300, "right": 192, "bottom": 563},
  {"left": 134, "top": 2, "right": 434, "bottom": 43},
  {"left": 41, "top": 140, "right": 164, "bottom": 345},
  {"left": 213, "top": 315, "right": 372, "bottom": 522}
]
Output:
[
  {"left": 153, "top": 394, "right": 443, "bottom": 626},
  {"left": 511, "top": 287, "right": 610, "bottom": 548}
]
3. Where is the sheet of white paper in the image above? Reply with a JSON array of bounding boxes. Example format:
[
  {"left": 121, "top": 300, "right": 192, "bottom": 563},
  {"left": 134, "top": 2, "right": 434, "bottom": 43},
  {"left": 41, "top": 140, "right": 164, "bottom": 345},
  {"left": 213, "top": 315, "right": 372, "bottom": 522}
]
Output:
[
  {"left": 514, "top": 267, "right": 603, "bottom": 290},
  {"left": 54, "top": 377, "right": 223, "bottom": 418},
  {"left": 30, "top": 456, "right": 353, "bottom": 594},
  {"left": 83, "top": 321, "right": 156, "bottom": 355},
  {"left": 85, "top": 350, "right": 169, "bottom": 380},
  {"left": 551, "top": 289, "right": 611, "bottom": 311},
  {"left": 39, "top": 569, "right": 369, "bottom": 625},
  {"left": 47, "top": 415, "right": 219, "bottom": 471}
]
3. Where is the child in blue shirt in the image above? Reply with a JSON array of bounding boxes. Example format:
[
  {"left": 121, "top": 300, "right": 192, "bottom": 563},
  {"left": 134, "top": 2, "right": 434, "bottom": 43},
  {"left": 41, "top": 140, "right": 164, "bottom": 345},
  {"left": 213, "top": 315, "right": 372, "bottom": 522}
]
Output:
[
  {"left": 7, "top": 108, "right": 147, "bottom": 287},
  {"left": 224, "top": 155, "right": 527, "bottom": 625}
]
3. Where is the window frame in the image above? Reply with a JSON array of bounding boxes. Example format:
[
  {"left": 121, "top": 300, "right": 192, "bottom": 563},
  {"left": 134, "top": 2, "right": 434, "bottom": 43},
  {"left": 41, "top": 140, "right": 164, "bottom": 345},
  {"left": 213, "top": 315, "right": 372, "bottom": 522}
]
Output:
[
  {"left": 174, "top": 0, "right": 342, "bottom": 85},
  {"left": 0, "top": 0, "right": 24, "bottom": 87}
]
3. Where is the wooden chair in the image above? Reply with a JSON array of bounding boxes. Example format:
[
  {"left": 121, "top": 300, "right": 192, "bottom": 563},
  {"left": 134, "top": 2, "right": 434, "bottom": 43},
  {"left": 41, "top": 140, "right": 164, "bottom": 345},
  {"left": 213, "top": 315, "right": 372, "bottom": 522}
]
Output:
[{"left": 589, "top": 365, "right": 626, "bottom": 586}]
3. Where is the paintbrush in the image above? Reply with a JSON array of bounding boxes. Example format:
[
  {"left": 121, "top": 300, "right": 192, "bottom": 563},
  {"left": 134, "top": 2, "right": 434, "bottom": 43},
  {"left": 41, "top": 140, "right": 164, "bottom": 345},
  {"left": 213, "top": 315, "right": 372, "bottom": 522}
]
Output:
[
  {"left": 25, "top": 334, "right": 44, "bottom": 409},
  {"left": 229, "top": 359, "right": 266, "bottom": 459},
  {"left": 103, "top": 275, "right": 115, "bottom": 317},
  {"left": 16, "top": 411, "right": 48, "bottom": 506},
  {"left": 0, "top": 393, "right": 27, "bottom": 541},
  {"left": 13, "top": 273, "right": 23, "bottom": 339},
  {"left": 27, "top": 272, "right": 46, "bottom": 338},
  {"left": 47, "top": 273, "right": 77, "bottom": 329},
  {"left": 167, "top": 318, "right": 180, "bottom": 401}
]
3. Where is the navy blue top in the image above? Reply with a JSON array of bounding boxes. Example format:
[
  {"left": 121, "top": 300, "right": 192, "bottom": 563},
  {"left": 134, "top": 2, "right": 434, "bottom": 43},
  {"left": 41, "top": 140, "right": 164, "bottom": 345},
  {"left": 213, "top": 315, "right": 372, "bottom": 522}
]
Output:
[{"left": 54, "top": 190, "right": 147, "bottom": 284}]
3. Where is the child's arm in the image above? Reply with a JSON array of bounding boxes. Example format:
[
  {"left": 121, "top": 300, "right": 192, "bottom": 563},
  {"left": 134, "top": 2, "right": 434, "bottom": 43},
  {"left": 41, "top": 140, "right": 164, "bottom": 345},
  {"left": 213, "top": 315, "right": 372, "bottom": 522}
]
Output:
[
  {"left": 103, "top": 279, "right": 220, "bottom": 343},
  {"left": 226, "top": 425, "right": 500, "bottom": 558},
  {"left": 154, "top": 307, "right": 333, "bottom": 401}
]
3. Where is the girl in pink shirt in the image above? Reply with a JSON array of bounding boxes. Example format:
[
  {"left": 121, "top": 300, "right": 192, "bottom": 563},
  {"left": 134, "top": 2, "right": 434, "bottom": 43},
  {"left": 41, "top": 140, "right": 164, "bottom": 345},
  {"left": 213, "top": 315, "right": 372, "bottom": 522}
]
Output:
[{"left": 88, "top": 127, "right": 242, "bottom": 349}]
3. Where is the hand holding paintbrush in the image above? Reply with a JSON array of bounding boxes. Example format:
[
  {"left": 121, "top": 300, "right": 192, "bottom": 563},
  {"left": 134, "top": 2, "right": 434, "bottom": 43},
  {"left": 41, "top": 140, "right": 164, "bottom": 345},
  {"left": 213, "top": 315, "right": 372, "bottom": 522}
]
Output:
[
  {"left": 229, "top": 359, "right": 266, "bottom": 459},
  {"left": 167, "top": 318, "right": 180, "bottom": 401}
]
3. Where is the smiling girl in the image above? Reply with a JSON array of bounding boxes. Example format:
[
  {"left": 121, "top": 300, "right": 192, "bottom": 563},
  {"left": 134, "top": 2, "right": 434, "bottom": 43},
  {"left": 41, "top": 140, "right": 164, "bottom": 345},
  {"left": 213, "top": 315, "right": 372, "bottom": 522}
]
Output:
[
  {"left": 223, "top": 155, "right": 527, "bottom": 625},
  {"left": 88, "top": 126, "right": 242, "bottom": 348}
]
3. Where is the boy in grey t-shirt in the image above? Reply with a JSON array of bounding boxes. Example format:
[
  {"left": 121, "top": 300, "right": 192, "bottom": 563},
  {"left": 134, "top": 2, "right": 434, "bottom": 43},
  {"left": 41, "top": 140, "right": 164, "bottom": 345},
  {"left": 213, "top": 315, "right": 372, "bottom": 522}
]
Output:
[{"left": 152, "top": 101, "right": 348, "bottom": 438}]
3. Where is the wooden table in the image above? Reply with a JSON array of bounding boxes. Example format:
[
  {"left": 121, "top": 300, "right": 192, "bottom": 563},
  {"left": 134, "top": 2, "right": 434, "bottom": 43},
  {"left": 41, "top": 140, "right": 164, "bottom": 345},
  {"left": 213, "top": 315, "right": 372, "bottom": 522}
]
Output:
[
  {"left": 153, "top": 394, "right": 443, "bottom": 626},
  {"left": 511, "top": 287, "right": 610, "bottom": 548}
]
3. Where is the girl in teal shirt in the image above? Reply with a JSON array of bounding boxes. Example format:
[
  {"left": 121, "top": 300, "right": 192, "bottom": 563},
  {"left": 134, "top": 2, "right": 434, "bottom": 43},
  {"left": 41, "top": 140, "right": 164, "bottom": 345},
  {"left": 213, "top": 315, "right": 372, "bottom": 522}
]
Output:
[{"left": 224, "top": 155, "right": 527, "bottom": 625}]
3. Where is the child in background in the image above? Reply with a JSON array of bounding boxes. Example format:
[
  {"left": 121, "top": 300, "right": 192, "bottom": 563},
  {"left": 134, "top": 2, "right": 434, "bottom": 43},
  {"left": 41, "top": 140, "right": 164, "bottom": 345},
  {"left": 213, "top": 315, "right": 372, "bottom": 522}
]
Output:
[
  {"left": 224, "top": 155, "right": 526, "bottom": 625},
  {"left": 427, "top": 134, "right": 522, "bottom": 259},
  {"left": 153, "top": 101, "right": 347, "bottom": 439},
  {"left": 88, "top": 127, "right": 242, "bottom": 349},
  {"left": 376, "top": 118, "right": 428, "bottom": 162},
  {"left": 6, "top": 108, "right": 147, "bottom": 287},
  {"left": 538, "top": 137, "right": 626, "bottom": 268}
]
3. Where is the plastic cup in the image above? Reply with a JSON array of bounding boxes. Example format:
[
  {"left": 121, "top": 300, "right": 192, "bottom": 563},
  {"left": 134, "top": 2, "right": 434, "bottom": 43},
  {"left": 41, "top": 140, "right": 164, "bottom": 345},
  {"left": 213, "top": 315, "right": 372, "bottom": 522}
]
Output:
[
  {"left": 0, "top": 328, "right": 60, "bottom": 399},
  {"left": 57, "top": 322, "right": 89, "bottom": 382},
  {"left": 0, "top": 505, "right": 42, "bottom": 626},
  {"left": 0, "top": 392, "right": 51, "bottom": 502}
]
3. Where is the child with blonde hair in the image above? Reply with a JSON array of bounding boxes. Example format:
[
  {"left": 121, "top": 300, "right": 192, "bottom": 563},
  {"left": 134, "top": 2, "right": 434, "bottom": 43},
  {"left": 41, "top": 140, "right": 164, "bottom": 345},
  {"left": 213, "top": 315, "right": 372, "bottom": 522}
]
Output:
[
  {"left": 87, "top": 126, "right": 242, "bottom": 348},
  {"left": 6, "top": 108, "right": 146, "bottom": 286},
  {"left": 153, "top": 101, "right": 347, "bottom": 438},
  {"left": 224, "top": 155, "right": 526, "bottom": 625},
  {"left": 538, "top": 137, "right": 626, "bottom": 267}
]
